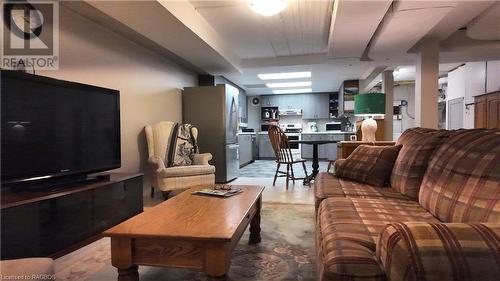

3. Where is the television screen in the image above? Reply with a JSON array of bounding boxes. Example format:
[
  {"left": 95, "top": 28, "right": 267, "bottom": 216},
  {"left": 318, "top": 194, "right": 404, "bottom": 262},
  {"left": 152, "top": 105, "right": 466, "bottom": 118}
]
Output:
[{"left": 1, "top": 70, "right": 121, "bottom": 184}]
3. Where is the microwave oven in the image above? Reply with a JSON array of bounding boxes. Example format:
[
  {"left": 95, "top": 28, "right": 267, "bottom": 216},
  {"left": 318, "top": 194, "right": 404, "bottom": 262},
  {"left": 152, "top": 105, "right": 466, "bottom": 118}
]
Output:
[{"left": 326, "top": 122, "right": 342, "bottom": 131}]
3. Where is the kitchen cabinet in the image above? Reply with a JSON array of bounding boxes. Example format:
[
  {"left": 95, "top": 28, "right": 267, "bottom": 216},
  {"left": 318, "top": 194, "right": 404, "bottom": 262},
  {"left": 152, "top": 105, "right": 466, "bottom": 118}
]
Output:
[
  {"left": 278, "top": 94, "right": 304, "bottom": 109},
  {"left": 303, "top": 93, "right": 330, "bottom": 119},
  {"left": 238, "top": 134, "right": 253, "bottom": 167},
  {"left": 261, "top": 95, "right": 280, "bottom": 107},
  {"left": 475, "top": 91, "right": 500, "bottom": 129},
  {"left": 258, "top": 134, "right": 275, "bottom": 158}
]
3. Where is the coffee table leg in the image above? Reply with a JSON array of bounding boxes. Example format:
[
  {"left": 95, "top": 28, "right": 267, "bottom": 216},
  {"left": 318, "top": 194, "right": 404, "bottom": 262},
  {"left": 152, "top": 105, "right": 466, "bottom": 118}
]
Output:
[
  {"left": 117, "top": 266, "right": 139, "bottom": 281},
  {"left": 205, "top": 243, "right": 229, "bottom": 281},
  {"left": 111, "top": 237, "right": 139, "bottom": 281},
  {"left": 249, "top": 196, "right": 262, "bottom": 244}
]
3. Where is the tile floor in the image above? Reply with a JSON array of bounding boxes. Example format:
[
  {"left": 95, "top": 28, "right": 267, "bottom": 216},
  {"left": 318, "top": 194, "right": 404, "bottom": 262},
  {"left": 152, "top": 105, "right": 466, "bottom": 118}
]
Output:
[
  {"left": 239, "top": 159, "right": 332, "bottom": 178},
  {"left": 147, "top": 159, "right": 330, "bottom": 206}
]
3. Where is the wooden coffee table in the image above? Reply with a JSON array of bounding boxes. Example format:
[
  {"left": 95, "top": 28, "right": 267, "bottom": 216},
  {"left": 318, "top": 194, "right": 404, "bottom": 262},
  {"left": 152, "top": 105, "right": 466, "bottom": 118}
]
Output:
[{"left": 104, "top": 185, "right": 264, "bottom": 281}]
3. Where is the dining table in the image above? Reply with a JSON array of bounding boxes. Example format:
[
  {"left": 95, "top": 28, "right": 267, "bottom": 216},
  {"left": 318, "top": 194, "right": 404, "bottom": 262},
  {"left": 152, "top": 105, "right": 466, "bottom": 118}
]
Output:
[{"left": 289, "top": 139, "right": 340, "bottom": 184}]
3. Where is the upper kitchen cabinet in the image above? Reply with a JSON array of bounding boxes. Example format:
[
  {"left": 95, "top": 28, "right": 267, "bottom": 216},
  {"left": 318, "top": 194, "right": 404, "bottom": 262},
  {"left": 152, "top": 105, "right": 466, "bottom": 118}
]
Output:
[
  {"left": 278, "top": 94, "right": 304, "bottom": 109},
  {"left": 302, "top": 93, "right": 330, "bottom": 119},
  {"left": 260, "top": 95, "right": 280, "bottom": 107}
]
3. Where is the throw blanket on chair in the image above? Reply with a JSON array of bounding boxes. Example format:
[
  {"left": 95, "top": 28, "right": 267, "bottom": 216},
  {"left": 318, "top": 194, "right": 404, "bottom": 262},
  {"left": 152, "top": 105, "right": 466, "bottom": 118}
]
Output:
[{"left": 166, "top": 123, "right": 199, "bottom": 167}]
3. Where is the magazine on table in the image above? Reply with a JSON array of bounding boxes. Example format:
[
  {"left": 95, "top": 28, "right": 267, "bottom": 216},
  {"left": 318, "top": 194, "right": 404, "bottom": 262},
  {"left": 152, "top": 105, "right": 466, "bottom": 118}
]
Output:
[{"left": 191, "top": 185, "right": 242, "bottom": 197}]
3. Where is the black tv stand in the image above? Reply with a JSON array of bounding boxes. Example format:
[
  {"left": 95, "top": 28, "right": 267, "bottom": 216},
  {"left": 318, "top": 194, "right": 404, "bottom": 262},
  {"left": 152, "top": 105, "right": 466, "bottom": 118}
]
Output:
[
  {"left": 3, "top": 174, "right": 113, "bottom": 192},
  {"left": 1, "top": 173, "right": 143, "bottom": 259}
]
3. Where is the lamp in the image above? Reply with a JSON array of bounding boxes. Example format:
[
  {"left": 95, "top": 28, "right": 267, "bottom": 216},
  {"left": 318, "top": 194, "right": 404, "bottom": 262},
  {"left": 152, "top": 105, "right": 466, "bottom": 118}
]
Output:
[{"left": 354, "top": 93, "right": 385, "bottom": 142}]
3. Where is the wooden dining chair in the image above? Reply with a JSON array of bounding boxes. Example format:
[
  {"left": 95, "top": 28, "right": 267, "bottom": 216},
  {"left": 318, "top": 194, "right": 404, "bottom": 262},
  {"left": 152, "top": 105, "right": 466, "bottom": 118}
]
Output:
[{"left": 268, "top": 126, "right": 310, "bottom": 190}]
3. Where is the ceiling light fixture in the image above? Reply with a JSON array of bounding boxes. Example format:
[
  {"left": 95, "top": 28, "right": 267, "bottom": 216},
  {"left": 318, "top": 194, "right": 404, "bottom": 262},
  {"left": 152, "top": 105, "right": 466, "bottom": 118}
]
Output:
[
  {"left": 266, "top": 81, "right": 312, "bottom": 88},
  {"left": 273, "top": 88, "right": 312, "bottom": 94},
  {"left": 250, "top": 0, "right": 287, "bottom": 16},
  {"left": 258, "top": 71, "right": 311, "bottom": 80}
]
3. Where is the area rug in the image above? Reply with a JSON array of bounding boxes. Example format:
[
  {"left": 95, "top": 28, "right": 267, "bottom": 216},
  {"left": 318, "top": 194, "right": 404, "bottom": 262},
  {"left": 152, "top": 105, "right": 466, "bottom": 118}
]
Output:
[{"left": 55, "top": 203, "right": 316, "bottom": 281}]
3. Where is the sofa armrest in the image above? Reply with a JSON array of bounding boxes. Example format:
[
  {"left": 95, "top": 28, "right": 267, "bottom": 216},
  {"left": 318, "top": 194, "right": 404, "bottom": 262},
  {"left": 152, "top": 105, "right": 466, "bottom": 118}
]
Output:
[
  {"left": 193, "top": 153, "right": 213, "bottom": 165},
  {"left": 333, "top": 158, "right": 346, "bottom": 172},
  {"left": 376, "top": 222, "right": 500, "bottom": 281}
]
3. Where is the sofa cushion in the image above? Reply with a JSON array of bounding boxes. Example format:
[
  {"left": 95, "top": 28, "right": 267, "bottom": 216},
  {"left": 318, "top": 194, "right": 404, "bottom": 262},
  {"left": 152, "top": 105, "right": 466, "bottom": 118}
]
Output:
[
  {"left": 335, "top": 145, "right": 402, "bottom": 187},
  {"left": 377, "top": 222, "right": 500, "bottom": 281},
  {"left": 314, "top": 172, "right": 409, "bottom": 210},
  {"left": 391, "top": 128, "right": 452, "bottom": 200},
  {"left": 316, "top": 197, "right": 439, "bottom": 281},
  {"left": 419, "top": 129, "right": 500, "bottom": 222},
  {"left": 158, "top": 164, "right": 216, "bottom": 178}
]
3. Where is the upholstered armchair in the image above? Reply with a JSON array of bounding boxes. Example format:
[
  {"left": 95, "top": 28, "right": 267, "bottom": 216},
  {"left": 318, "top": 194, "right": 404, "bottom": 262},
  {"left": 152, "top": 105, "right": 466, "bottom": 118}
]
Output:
[{"left": 145, "top": 121, "right": 215, "bottom": 199}]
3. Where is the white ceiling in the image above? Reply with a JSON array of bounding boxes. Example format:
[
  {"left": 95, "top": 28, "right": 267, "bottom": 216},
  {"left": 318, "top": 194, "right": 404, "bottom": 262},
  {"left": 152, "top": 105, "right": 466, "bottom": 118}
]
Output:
[
  {"left": 394, "top": 63, "right": 463, "bottom": 81},
  {"left": 191, "top": 0, "right": 333, "bottom": 59},
  {"left": 224, "top": 58, "right": 378, "bottom": 95},
  {"left": 71, "top": 0, "right": 500, "bottom": 95}
]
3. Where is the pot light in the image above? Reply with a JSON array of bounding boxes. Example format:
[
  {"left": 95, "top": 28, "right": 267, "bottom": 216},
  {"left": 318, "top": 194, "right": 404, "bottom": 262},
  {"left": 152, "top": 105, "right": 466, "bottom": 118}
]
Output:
[
  {"left": 266, "top": 81, "right": 312, "bottom": 88},
  {"left": 250, "top": 0, "right": 287, "bottom": 16},
  {"left": 258, "top": 71, "right": 311, "bottom": 80},
  {"left": 273, "top": 88, "right": 312, "bottom": 94}
]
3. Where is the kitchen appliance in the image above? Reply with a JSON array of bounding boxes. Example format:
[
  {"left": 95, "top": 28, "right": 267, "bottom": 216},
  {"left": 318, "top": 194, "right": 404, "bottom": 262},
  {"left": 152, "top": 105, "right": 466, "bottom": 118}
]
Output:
[
  {"left": 326, "top": 122, "right": 342, "bottom": 132},
  {"left": 278, "top": 109, "right": 302, "bottom": 116},
  {"left": 280, "top": 123, "right": 302, "bottom": 150},
  {"left": 261, "top": 107, "right": 279, "bottom": 121},
  {"left": 280, "top": 123, "right": 303, "bottom": 133},
  {"left": 183, "top": 84, "right": 240, "bottom": 183},
  {"left": 307, "top": 122, "right": 318, "bottom": 132},
  {"left": 1, "top": 70, "right": 120, "bottom": 188}
]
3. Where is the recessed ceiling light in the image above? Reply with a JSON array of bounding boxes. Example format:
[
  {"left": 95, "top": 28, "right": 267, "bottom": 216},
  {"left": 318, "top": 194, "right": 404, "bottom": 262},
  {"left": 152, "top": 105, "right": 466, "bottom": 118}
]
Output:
[
  {"left": 250, "top": 0, "right": 287, "bottom": 17},
  {"left": 266, "top": 81, "right": 312, "bottom": 88},
  {"left": 273, "top": 88, "right": 312, "bottom": 94},
  {"left": 258, "top": 71, "right": 311, "bottom": 80}
]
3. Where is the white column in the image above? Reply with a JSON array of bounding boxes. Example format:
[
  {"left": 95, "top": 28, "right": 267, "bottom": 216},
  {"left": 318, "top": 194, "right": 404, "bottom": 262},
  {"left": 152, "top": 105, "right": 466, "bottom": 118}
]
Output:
[
  {"left": 382, "top": 70, "right": 394, "bottom": 140},
  {"left": 415, "top": 39, "right": 439, "bottom": 129}
]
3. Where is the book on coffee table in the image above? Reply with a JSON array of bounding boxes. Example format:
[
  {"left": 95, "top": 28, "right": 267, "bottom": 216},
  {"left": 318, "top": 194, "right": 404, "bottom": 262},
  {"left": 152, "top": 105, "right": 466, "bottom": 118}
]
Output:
[{"left": 192, "top": 187, "right": 242, "bottom": 197}]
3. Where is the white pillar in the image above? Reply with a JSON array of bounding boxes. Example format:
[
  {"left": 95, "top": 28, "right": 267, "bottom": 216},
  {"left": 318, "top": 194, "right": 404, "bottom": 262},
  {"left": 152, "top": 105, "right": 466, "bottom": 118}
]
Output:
[
  {"left": 415, "top": 39, "right": 439, "bottom": 129},
  {"left": 382, "top": 70, "right": 394, "bottom": 140}
]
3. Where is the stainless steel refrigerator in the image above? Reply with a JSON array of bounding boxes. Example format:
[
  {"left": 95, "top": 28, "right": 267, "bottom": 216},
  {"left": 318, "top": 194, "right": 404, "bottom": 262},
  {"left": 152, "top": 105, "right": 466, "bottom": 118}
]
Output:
[{"left": 183, "top": 84, "right": 239, "bottom": 183}]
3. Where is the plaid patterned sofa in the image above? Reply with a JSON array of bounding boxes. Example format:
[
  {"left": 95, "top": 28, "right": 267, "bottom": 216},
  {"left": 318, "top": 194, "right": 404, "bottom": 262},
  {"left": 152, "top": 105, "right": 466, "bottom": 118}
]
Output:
[{"left": 315, "top": 128, "right": 500, "bottom": 281}]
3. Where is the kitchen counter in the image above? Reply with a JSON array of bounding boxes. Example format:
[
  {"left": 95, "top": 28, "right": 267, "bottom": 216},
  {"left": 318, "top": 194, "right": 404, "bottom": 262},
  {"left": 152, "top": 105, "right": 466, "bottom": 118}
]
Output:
[{"left": 301, "top": 131, "right": 354, "bottom": 134}]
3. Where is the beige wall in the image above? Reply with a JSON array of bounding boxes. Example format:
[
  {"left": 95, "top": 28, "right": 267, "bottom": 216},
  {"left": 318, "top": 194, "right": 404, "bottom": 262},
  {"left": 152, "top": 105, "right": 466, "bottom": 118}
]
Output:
[{"left": 39, "top": 6, "right": 196, "bottom": 190}]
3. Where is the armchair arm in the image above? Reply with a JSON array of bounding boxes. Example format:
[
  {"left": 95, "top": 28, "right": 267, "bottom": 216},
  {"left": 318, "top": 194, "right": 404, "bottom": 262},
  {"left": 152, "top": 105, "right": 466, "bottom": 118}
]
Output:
[
  {"left": 193, "top": 153, "right": 212, "bottom": 165},
  {"left": 376, "top": 222, "right": 500, "bottom": 281},
  {"left": 148, "top": 155, "right": 167, "bottom": 173}
]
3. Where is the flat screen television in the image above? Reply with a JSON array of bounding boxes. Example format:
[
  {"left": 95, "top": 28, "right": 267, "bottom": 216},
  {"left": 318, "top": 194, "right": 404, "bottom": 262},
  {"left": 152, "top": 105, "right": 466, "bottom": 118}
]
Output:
[{"left": 1, "top": 70, "right": 121, "bottom": 187}]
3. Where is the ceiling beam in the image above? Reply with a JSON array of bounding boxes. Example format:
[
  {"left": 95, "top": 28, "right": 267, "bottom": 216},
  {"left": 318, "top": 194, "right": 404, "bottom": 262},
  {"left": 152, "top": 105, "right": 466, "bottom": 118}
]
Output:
[
  {"left": 327, "top": 0, "right": 392, "bottom": 59},
  {"left": 157, "top": 1, "right": 242, "bottom": 73},
  {"left": 408, "top": 0, "right": 496, "bottom": 53},
  {"left": 76, "top": 0, "right": 242, "bottom": 75},
  {"left": 359, "top": 66, "right": 387, "bottom": 92}
]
